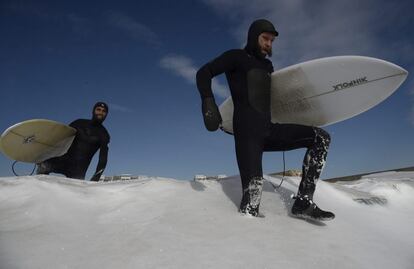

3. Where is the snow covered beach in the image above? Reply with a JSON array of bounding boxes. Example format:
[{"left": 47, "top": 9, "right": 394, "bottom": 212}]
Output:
[{"left": 1, "top": 172, "right": 413, "bottom": 269}]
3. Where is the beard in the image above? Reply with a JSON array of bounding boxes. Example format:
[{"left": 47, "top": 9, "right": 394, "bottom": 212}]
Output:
[
  {"left": 257, "top": 45, "right": 272, "bottom": 58},
  {"left": 264, "top": 47, "right": 272, "bottom": 57},
  {"left": 92, "top": 114, "right": 106, "bottom": 123}
]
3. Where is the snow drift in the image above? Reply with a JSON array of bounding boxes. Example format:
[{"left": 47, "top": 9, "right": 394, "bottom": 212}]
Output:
[{"left": 0, "top": 172, "right": 413, "bottom": 269}]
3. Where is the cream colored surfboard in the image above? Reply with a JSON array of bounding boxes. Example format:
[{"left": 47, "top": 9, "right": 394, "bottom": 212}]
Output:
[
  {"left": 0, "top": 119, "right": 76, "bottom": 163},
  {"left": 219, "top": 56, "right": 408, "bottom": 134}
]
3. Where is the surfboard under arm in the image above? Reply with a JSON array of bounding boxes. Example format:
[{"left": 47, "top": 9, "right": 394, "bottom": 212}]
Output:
[
  {"left": 219, "top": 56, "right": 408, "bottom": 134},
  {"left": 0, "top": 119, "right": 77, "bottom": 163}
]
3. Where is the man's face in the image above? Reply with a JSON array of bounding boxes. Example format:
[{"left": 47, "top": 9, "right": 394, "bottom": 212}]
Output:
[
  {"left": 258, "top": 32, "right": 276, "bottom": 57},
  {"left": 94, "top": 106, "right": 107, "bottom": 122}
]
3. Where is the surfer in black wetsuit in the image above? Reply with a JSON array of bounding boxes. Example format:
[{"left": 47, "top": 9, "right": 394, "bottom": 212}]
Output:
[
  {"left": 37, "top": 102, "right": 110, "bottom": 182},
  {"left": 196, "top": 19, "right": 334, "bottom": 221}
]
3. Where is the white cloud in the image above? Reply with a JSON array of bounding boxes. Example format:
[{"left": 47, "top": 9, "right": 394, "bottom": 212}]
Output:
[
  {"left": 201, "top": 0, "right": 414, "bottom": 68},
  {"left": 108, "top": 103, "right": 133, "bottom": 113},
  {"left": 160, "top": 55, "right": 229, "bottom": 99},
  {"left": 66, "top": 13, "right": 92, "bottom": 36},
  {"left": 5, "top": 3, "right": 92, "bottom": 37},
  {"left": 5, "top": 2, "right": 51, "bottom": 19},
  {"left": 202, "top": 0, "right": 414, "bottom": 124},
  {"left": 106, "top": 11, "right": 160, "bottom": 46}
]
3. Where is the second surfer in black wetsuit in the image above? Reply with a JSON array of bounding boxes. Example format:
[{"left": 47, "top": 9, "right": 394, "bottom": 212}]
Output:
[
  {"left": 196, "top": 19, "right": 334, "bottom": 221},
  {"left": 37, "top": 102, "right": 110, "bottom": 182}
]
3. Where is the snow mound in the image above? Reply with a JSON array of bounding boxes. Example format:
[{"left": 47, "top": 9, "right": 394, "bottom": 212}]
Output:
[
  {"left": 334, "top": 171, "right": 414, "bottom": 208},
  {"left": 0, "top": 173, "right": 413, "bottom": 269}
]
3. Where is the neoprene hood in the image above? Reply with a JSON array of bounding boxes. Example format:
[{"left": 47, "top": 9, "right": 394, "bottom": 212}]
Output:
[
  {"left": 92, "top": 101, "right": 109, "bottom": 122},
  {"left": 245, "top": 19, "right": 278, "bottom": 58}
]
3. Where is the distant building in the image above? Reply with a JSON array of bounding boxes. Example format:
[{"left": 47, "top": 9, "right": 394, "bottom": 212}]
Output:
[
  {"left": 270, "top": 169, "right": 302, "bottom": 177},
  {"left": 194, "top": 175, "right": 207, "bottom": 181},
  {"left": 101, "top": 174, "right": 230, "bottom": 182},
  {"left": 194, "top": 174, "right": 228, "bottom": 181},
  {"left": 101, "top": 174, "right": 142, "bottom": 182}
]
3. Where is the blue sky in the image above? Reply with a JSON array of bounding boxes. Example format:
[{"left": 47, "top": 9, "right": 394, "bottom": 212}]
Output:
[{"left": 0, "top": 0, "right": 413, "bottom": 180}]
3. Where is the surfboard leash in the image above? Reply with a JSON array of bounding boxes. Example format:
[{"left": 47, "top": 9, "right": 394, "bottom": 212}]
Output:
[
  {"left": 276, "top": 151, "right": 286, "bottom": 189},
  {"left": 11, "top": 161, "right": 36, "bottom": 176},
  {"left": 267, "top": 151, "right": 286, "bottom": 190}
]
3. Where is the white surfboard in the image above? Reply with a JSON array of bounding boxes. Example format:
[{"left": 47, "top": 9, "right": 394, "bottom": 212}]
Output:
[
  {"left": 219, "top": 56, "right": 408, "bottom": 134},
  {"left": 0, "top": 119, "right": 76, "bottom": 163}
]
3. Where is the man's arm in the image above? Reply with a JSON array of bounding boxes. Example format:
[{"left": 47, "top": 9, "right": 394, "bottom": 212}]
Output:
[
  {"left": 69, "top": 119, "right": 87, "bottom": 137},
  {"left": 90, "top": 136, "right": 109, "bottom": 182},
  {"left": 196, "top": 49, "right": 238, "bottom": 99},
  {"left": 69, "top": 119, "right": 82, "bottom": 129},
  {"left": 196, "top": 50, "right": 239, "bottom": 131}
]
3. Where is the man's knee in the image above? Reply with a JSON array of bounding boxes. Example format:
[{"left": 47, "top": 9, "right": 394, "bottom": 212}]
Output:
[{"left": 314, "top": 127, "right": 331, "bottom": 147}]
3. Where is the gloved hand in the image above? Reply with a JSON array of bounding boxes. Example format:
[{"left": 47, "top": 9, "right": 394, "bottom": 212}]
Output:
[{"left": 202, "top": 97, "right": 222, "bottom": 131}]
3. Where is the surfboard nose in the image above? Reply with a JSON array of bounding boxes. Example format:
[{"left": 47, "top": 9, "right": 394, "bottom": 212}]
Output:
[
  {"left": 400, "top": 66, "right": 408, "bottom": 76},
  {"left": 396, "top": 66, "right": 409, "bottom": 90},
  {"left": 394, "top": 64, "right": 408, "bottom": 77}
]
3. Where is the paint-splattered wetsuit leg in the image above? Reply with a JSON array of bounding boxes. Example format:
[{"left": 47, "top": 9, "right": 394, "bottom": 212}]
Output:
[{"left": 264, "top": 123, "right": 331, "bottom": 198}]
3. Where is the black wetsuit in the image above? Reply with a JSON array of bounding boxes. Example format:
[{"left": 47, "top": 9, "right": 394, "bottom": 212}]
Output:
[
  {"left": 196, "top": 20, "right": 331, "bottom": 216},
  {"left": 38, "top": 119, "right": 110, "bottom": 181}
]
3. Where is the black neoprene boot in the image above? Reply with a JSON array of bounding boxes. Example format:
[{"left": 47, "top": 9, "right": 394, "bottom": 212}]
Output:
[{"left": 291, "top": 195, "right": 335, "bottom": 221}]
